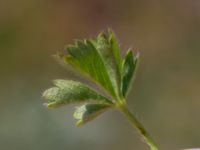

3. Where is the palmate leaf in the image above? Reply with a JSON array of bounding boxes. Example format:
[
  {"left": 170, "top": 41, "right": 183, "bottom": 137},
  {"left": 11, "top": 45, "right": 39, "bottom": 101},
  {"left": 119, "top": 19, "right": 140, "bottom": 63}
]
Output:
[
  {"left": 121, "top": 50, "right": 139, "bottom": 97},
  {"left": 43, "top": 29, "right": 140, "bottom": 127},
  {"left": 43, "top": 80, "right": 113, "bottom": 108},
  {"left": 73, "top": 103, "right": 110, "bottom": 126}
]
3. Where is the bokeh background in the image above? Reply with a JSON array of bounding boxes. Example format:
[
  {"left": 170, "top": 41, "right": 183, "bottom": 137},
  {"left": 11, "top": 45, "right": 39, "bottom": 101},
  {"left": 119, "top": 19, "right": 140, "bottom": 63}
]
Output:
[{"left": 1, "top": 0, "right": 200, "bottom": 150}]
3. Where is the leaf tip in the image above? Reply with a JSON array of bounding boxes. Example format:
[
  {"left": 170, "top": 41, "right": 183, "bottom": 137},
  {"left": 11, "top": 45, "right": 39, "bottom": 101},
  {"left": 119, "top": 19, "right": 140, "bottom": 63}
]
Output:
[{"left": 43, "top": 102, "right": 55, "bottom": 108}]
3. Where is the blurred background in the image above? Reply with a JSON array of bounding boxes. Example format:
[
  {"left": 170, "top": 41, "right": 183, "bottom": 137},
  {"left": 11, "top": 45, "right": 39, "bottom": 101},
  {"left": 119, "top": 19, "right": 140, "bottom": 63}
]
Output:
[{"left": 0, "top": 0, "right": 200, "bottom": 150}]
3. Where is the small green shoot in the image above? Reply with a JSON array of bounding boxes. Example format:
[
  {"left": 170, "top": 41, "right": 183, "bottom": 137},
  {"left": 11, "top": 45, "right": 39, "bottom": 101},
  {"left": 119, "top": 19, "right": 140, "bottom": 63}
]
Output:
[{"left": 42, "top": 29, "right": 159, "bottom": 150}]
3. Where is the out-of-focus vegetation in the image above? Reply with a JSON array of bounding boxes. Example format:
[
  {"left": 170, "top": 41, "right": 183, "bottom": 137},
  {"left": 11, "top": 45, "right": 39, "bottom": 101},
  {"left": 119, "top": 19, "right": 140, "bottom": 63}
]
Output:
[{"left": 0, "top": 0, "right": 200, "bottom": 150}]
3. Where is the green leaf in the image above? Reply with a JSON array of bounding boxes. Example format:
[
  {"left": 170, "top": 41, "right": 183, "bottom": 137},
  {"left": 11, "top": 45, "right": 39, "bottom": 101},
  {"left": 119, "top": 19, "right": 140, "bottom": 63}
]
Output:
[
  {"left": 43, "top": 80, "right": 113, "bottom": 108},
  {"left": 108, "top": 29, "right": 122, "bottom": 70},
  {"left": 64, "top": 40, "right": 117, "bottom": 98},
  {"left": 121, "top": 50, "right": 139, "bottom": 97},
  {"left": 92, "top": 31, "right": 122, "bottom": 98},
  {"left": 73, "top": 103, "right": 110, "bottom": 126}
]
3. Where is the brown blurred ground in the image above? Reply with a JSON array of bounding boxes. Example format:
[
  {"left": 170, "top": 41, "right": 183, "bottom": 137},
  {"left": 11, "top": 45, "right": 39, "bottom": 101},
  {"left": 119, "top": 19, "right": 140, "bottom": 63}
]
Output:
[{"left": 0, "top": 0, "right": 200, "bottom": 150}]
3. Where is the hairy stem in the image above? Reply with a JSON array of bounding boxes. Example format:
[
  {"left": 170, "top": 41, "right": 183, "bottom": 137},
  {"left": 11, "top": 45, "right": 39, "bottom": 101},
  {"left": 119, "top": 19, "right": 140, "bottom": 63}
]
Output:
[{"left": 118, "top": 103, "right": 159, "bottom": 150}]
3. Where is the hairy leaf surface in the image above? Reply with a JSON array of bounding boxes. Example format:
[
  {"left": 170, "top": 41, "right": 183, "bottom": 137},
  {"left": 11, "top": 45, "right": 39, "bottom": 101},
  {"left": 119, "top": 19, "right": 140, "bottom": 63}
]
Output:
[
  {"left": 74, "top": 103, "right": 110, "bottom": 126},
  {"left": 43, "top": 80, "right": 112, "bottom": 108},
  {"left": 108, "top": 29, "right": 122, "bottom": 70},
  {"left": 92, "top": 31, "right": 121, "bottom": 98}
]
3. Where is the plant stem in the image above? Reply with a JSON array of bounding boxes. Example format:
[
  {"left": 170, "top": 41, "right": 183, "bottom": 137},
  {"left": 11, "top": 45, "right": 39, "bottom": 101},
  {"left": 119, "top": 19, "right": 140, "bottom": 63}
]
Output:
[{"left": 119, "top": 103, "right": 159, "bottom": 150}]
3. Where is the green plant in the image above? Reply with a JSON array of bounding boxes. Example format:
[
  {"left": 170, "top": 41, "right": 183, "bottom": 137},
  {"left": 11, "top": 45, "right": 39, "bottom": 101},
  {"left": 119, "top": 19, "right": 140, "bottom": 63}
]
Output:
[{"left": 42, "top": 29, "right": 159, "bottom": 150}]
